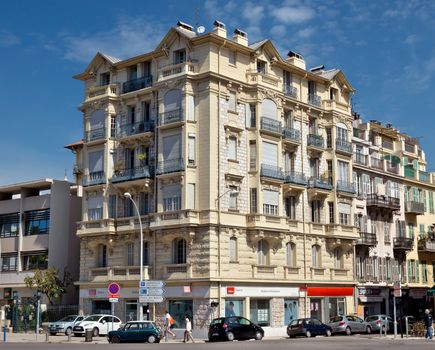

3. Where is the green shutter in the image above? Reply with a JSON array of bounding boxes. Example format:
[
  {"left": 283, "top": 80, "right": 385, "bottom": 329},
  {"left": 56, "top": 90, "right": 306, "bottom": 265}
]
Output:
[
  {"left": 420, "top": 224, "right": 425, "bottom": 238},
  {"left": 416, "top": 261, "right": 420, "bottom": 283},
  {"left": 430, "top": 192, "right": 434, "bottom": 214},
  {"left": 413, "top": 187, "right": 418, "bottom": 202},
  {"left": 405, "top": 187, "right": 409, "bottom": 202},
  {"left": 424, "top": 190, "right": 427, "bottom": 212},
  {"left": 407, "top": 260, "right": 412, "bottom": 282},
  {"left": 422, "top": 261, "right": 427, "bottom": 283}
]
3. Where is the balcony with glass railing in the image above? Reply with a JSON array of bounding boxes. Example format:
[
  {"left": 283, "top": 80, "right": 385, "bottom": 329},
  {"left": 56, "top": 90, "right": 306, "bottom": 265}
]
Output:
[
  {"left": 353, "top": 153, "right": 367, "bottom": 166},
  {"left": 112, "top": 166, "right": 154, "bottom": 183},
  {"left": 260, "top": 164, "right": 284, "bottom": 180},
  {"left": 83, "top": 171, "right": 105, "bottom": 186},
  {"left": 282, "top": 128, "right": 300, "bottom": 144},
  {"left": 260, "top": 117, "right": 282, "bottom": 135},
  {"left": 405, "top": 201, "right": 424, "bottom": 215},
  {"left": 85, "top": 127, "right": 106, "bottom": 142},
  {"left": 336, "top": 180, "right": 356, "bottom": 194},
  {"left": 156, "top": 158, "right": 184, "bottom": 175},
  {"left": 283, "top": 85, "right": 298, "bottom": 99},
  {"left": 336, "top": 139, "right": 352, "bottom": 154},
  {"left": 283, "top": 171, "right": 307, "bottom": 186},
  {"left": 307, "top": 134, "right": 324, "bottom": 149},
  {"left": 122, "top": 76, "right": 153, "bottom": 94},
  {"left": 158, "top": 109, "right": 183, "bottom": 126},
  {"left": 116, "top": 121, "right": 154, "bottom": 139},
  {"left": 308, "top": 93, "right": 321, "bottom": 107}
]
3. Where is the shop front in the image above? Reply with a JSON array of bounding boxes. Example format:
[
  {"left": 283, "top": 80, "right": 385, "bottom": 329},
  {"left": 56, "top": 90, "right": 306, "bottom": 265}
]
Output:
[
  {"left": 357, "top": 287, "right": 389, "bottom": 319},
  {"left": 307, "top": 286, "right": 354, "bottom": 322}
]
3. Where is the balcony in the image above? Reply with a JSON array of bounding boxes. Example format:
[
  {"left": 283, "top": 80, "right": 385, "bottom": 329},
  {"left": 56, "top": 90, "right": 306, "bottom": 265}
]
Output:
[
  {"left": 353, "top": 153, "right": 367, "bottom": 166},
  {"left": 404, "top": 165, "right": 416, "bottom": 179},
  {"left": 85, "top": 265, "right": 152, "bottom": 283},
  {"left": 335, "top": 139, "right": 352, "bottom": 154},
  {"left": 158, "top": 109, "right": 183, "bottom": 126},
  {"left": 83, "top": 171, "right": 105, "bottom": 186},
  {"left": 356, "top": 232, "right": 377, "bottom": 246},
  {"left": 122, "top": 76, "right": 152, "bottom": 94},
  {"left": 111, "top": 166, "right": 154, "bottom": 183},
  {"left": 370, "top": 157, "right": 384, "bottom": 170},
  {"left": 282, "top": 127, "right": 300, "bottom": 144},
  {"left": 283, "top": 85, "right": 298, "bottom": 99},
  {"left": 419, "top": 170, "right": 431, "bottom": 183},
  {"left": 393, "top": 237, "right": 414, "bottom": 251},
  {"left": 308, "top": 176, "right": 333, "bottom": 191},
  {"left": 116, "top": 121, "right": 154, "bottom": 139},
  {"left": 336, "top": 180, "right": 356, "bottom": 195},
  {"left": 308, "top": 93, "right": 321, "bottom": 107},
  {"left": 158, "top": 60, "right": 198, "bottom": 81},
  {"left": 284, "top": 171, "right": 307, "bottom": 186},
  {"left": 366, "top": 194, "right": 400, "bottom": 210},
  {"left": 404, "top": 142, "right": 415, "bottom": 154},
  {"left": 246, "top": 69, "right": 280, "bottom": 87},
  {"left": 156, "top": 158, "right": 184, "bottom": 175},
  {"left": 386, "top": 163, "right": 400, "bottom": 174},
  {"left": 307, "top": 134, "right": 324, "bottom": 149},
  {"left": 85, "top": 127, "right": 106, "bottom": 142},
  {"left": 85, "top": 83, "right": 120, "bottom": 101},
  {"left": 260, "top": 116, "right": 282, "bottom": 135},
  {"left": 260, "top": 164, "right": 284, "bottom": 181},
  {"left": 418, "top": 236, "right": 435, "bottom": 252},
  {"left": 0, "top": 271, "right": 34, "bottom": 286},
  {"left": 405, "top": 201, "right": 424, "bottom": 215},
  {"left": 382, "top": 139, "right": 394, "bottom": 150}
]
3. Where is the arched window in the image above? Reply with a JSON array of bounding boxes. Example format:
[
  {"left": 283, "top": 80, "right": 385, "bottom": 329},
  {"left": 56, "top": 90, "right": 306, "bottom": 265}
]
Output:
[
  {"left": 143, "top": 241, "right": 149, "bottom": 266},
  {"left": 172, "top": 238, "right": 187, "bottom": 264},
  {"left": 97, "top": 244, "right": 107, "bottom": 268},
  {"left": 257, "top": 239, "right": 269, "bottom": 265},
  {"left": 229, "top": 237, "right": 238, "bottom": 262},
  {"left": 164, "top": 89, "right": 182, "bottom": 112},
  {"left": 261, "top": 99, "right": 277, "bottom": 119},
  {"left": 311, "top": 244, "right": 321, "bottom": 268},
  {"left": 286, "top": 242, "right": 296, "bottom": 267},
  {"left": 333, "top": 247, "right": 343, "bottom": 269}
]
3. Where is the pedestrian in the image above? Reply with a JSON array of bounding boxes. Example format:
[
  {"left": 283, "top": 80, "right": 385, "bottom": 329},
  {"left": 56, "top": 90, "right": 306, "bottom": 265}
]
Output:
[
  {"left": 164, "top": 310, "right": 176, "bottom": 341},
  {"left": 424, "top": 309, "right": 433, "bottom": 340},
  {"left": 183, "top": 316, "right": 195, "bottom": 343}
]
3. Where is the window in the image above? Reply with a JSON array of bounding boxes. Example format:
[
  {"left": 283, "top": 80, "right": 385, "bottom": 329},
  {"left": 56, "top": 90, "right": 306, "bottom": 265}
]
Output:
[
  {"left": 338, "top": 203, "right": 350, "bottom": 225},
  {"left": 142, "top": 61, "right": 151, "bottom": 77},
  {"left": 311, "top": 200, "right": 321, "bottom": 223},
  {"left": 169, "top": 300, "right": 193, "bottom": 328},
  {"left": 229, "top": 237, "right": 238, "bottom": 262},
  {"left": 330, "top": 88, "right": 338, "bottom": 101},
  {"left": 143, "top": 241, "right": 149, "bottom": 266},
  {"left": 225, "top": 300, "right": 244, "bottom": 317},
  {"left": 0, "top": 213, "right": 19, "bottom": 238},
  {"left": 1, "top": 255, "right": 17, "bottom": 271},
  {"left": 408, "top": 223, "right": 414, "bottom": 238},
  {"left": 128, "top": 65, "right": 138, "bottom": 80},
  {"left": 262, "top": 141, "right": 278, "bottom": 167},
  {"left": 337, "top": 161, "right": 349, "bottom": 183},
  {"left": 139, "top": 192, "right": 149, "bottom": 215},
  {"left": 88, "top": 196, "right": 103, "bottom": 221},
  {"left": 228, "top": 137, "right": 237, "bottom": 160},
  {"left": 25, "top": 209, "right": 50, "bottom": 235},
  {"left": 286, "top": 242, "right": 296, "bottom": 267},
  {"left": 228, "top": 186, "right": 238, "bottom": 210},
  {"left": 420, "top": 224, "right": 425, "bottom": 239},
  {"left": 249, "top": 141, "right": 256, "bottom": 171},
  {"left": 336, "top": 124, "right": 348, "bottom": 142},
  {"left": 326, "top": 128, "right": 332, "bottom": 148},
  {"left": 384, "top": 222, "right": 391, "bottom": 243},
  {"left": 285, "top": 196, "right": 296, "bottom": 219},
  {"left": 422, "top": 260, "right": 427, "bottom": 283},
  {"left": 257, "top": 239, "right": 269, "bottom": 265},
  {"left": 172, "top": 238, "right": 186, "bottom": 264},
  {"left": 328, "top": 202, "right": 334, "bottom": 224},
  {"left": 174, "top": 49, "right": 186, "bottom": 64},
  {"left": 23, "top": 254, "right": 48, "bottom": 270},
  {"left": 228, "top": 91, "right": 237, "bottom": 111},
  {"left": 123, "top": 196, "right": 133, "bottom": 217},
  {"left": 110, "top": 115, "right": 116, "bottom": 137},
  {"left": 127, "top": 242, "right": 134, "bottom": 266},
  {"left": 163, "top": 185, "right": 181, "bottom": 212},
  {"left": 250, "top": 299, "right": 270, "bottom": 326},
  {"left": 187, "top": 183, "right": 195, "bottom": 210},
  {"left": 246, "top": 104, "right": 256, "bottom": 128},
  {"left": 100, "top": 72, "right": 110, "bottom": 86},
  {"left": 257, "top": 60, "right": 266, "bottom": 74},
  {"left": 430, "top": 192, "right": 434, "bottom": 214},
  {"left": 250, "top": 188, "right": 257, "bottom": 213},
  {"left": 97, "top": 245, "right": 107, "bottom": 268},
  {"left": 142, "top": 101, "right": 151, "bottom": 121},
  {"left": 263, "top": 190, "right": 279, "bottom": 216},
  {"left": 88, "top": 150, "right": 104, "bottom": 178},
  {"left": 261, "top": 99, "right": 277, "bottom": 119},
  {"left": 333, "top": 248, "right": 343, "bottom": 269},
  {"left": 128, "top": 105, "right": 136, "bottom": 124},
  {"left": 188, "top": 136, "right": 196, "bottom": 165},
  {"left": 312, "top": 245, "right": 321, "bottom": 268},
  {"left": 162, "top": 134, "right": 181, "bottom": 161},
  {"left": 228, "top": 50, "right": 236, "bottom": 65}
]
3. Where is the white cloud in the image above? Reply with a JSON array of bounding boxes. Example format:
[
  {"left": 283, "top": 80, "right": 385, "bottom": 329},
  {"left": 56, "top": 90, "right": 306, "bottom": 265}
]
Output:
[
  {"left": 270, "top": 5, "right": 315, "bottom": 24},
  {"left": 296, "top": 26, "right": 315, "bottom": 39},
  {"left": 0, "top": 29, "right": 20, "bottom": 47},
  {"left": 404, "top": 34, "right": 419, "bottom": 46},
  {"left": 270, "top": 25, "right": 287, "bottom": 37}
]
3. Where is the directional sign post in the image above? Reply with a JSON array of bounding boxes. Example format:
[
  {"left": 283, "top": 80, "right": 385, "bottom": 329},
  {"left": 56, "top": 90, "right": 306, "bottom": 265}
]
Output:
[{"left": 138, "top": 281, "right": 166, "bottom": 303}]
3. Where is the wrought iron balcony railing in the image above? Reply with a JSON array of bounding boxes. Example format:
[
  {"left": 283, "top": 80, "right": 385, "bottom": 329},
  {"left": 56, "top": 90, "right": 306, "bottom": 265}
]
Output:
[
  {"left": 158, "top": 109, "right": 184, "bottom": 126},
  {"left": 336, "top": 180, "right": 356, "bottom": 194},
  {"left": 393, "top": 237, "right": 414, "bottom": 250},
  {"left": 284, "top": 171, "right": 307, "bottom": 186},
  {"left": 112, "top": 166, "right": 154, "bottom": 183},
  {"left": 83, "top": 171, "right": 105, "bottom": 186},
  {"left": 336, "top": 139, "right": 352, "bottom": 154},
  {"left": 85, "top": 127, "right": 106, "bottom": 142},
  {"left": 260, "top": 164, "right": 284, "bottom": 180},
  {"left": 405, "top": 201, "right": 424, "bottom": 214},
  {"left": 156, "top": 158, "right": 184, "bottom": 175},
  {"left": 308, "top": 93, "right": 321, "bottom": 107},
  {"left": 117, "top": 121, "right": 154, "bottom": 138},
  {"left": 283, "top": 85, "right": 298, "bottom": 99},
  {"left": 122, "top": 76, "right": 153, "bottom": 94},
  {"left": 282, "top": 128, "right": 300, "bottom": 143},
  {"left": 260, "top": 116, "right": 282, "bottom": 135},
  {"left": 307, "top": 134, "right": 324, "bottom": 148},
  {"left": 366, "top": 194, "right": 400, "bottom": 210},
  {"left": 308, "top": 176, "right": 333, "bottom": 190}
]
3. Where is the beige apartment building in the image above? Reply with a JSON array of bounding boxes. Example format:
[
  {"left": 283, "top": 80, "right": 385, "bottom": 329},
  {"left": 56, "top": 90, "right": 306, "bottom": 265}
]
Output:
[
  {"left": 71, "top": 20, "right": 363, "bottom": 336},
  {"left": 0, "top": 179, "right": 82, "bottom": 310},
  {"left": 353, "top": 117, "right": 435, "bottom": 318}
]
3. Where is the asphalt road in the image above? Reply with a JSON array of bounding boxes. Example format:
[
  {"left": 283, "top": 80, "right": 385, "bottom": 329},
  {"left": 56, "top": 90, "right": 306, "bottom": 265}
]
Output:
[{"left": 1, "top": 336, "right": 434, "bottom": 350}]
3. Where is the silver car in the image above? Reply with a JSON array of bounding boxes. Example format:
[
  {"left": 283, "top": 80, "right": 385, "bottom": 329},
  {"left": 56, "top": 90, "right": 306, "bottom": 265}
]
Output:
[
  {"left": 327, "top": 315, "right": 372, "bottom": 335},
  {"left": 48, "top": 315, "right": 85, "bottom": 335},
  {"left": 365, "top": 315, "right": 394, "bottom": 332}
]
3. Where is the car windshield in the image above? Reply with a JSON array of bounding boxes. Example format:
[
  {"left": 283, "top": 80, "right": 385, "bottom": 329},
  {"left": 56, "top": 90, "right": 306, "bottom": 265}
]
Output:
[
  {"left": 211, "top": 318, "right": 224, "bottom": 326},
  {"left": 82, "top": 315, "right": 102, "bottom": 322},
  {"left": 366, "top": 316, "right": 378, "bottom": 321},
  {"left": 330, "top": 316, "right": 343, "bottom": 322},
  {"left": 60, "top": 316, "right": 77, "bottom": 322}
]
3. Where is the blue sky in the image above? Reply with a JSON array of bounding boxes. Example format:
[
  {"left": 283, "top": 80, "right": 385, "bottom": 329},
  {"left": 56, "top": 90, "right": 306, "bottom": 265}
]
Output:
[{"left": 1, "top": 0, "right": 435, "bottom": 185}]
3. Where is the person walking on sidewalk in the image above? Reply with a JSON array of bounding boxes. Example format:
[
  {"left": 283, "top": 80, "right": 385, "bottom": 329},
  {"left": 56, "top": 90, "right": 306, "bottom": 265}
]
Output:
[
  {"left": 424, "top": 309, "right": 433, "bottom": 340},
  {"left": 183, "top": 316, "right": 195, "bottom": 343},
  {"left": 164, "top": 310, "right": 176, "bottom": 341}
]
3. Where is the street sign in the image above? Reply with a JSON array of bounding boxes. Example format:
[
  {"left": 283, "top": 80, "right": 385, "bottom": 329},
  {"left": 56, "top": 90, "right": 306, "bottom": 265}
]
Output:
[
  {"left": 109, "top": 298, "right": 119, "bottom": 303},
  {"left": 108, "top": 282, "right": 121, "bottom": 298},
  {"left": 139, "top": 280, "right": 165, "bottom": 288},
  {"left": 139, "top": 295, "right": 165, "bottom": 303},
  {"left": 393, "top": 281, "right": 402, "bottom": 297},
  {"left": 144, "top": 288, "right": 165, "bottom": 296}
]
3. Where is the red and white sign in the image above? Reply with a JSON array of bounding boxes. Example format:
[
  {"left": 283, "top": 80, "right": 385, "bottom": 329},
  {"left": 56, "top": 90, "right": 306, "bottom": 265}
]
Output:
[
  {"left": 227, "top": 287, "right": 235, "bottom": 295},
  {"left": 183, "top": 286, "right": 191, "bottom": 293},
  {"left": 108, "top": 282, "right": 121, "bottom": 298},
  {"left": 393, "top": 281, "right": 402, "bottom": 297}
]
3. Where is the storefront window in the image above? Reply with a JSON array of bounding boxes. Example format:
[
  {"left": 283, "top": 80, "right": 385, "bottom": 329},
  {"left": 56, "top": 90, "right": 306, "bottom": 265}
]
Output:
[
  {"left": 250, "top": 299, "right": 270, "bottom": 326},
  {"left": 92, "top": 300, "right": 110, "bottom": 314},
  {"left": 169, "top": 300, "right": 193, "bottom": 328},
  {"left": 329, "top": 297, "right": 346, "bottom": 319},
  {"left": 224, "top": 299, "right": 244, "bottom": 317},
  {"left": 126, "top": 300, "right": 137, "bottom": 321},
  {"left": 310, "top": 298, "right": 322, "bottom": 321}
]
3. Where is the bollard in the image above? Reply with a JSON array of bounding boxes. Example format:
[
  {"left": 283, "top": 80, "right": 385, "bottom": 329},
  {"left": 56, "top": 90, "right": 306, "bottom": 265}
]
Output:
[
  {"left": 68, "top": 333, "right": 71, "bottom": 342},
  {"left": 3, "top": 326, "right": 6, "bottom": 342},
  {"left": 46, "top": 332, "right": 49, "bottom": 342}
]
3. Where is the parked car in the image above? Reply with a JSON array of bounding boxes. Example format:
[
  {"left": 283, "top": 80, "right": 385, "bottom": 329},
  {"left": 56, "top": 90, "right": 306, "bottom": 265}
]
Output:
[
  {"left": 48, "top": 315, "right": 85, "bottom": 335},
  {"left": 73, "top": 314, "right": 122, "bottom": 337},
  {"left": 287, "top": 318, "right": 332, "bottom": 338},
  {"left": 327, "top": 315, "right": 371, "bottom": 335},
  {"left": 107, "top": 321, "right": 162, "bottom": 343},
  {"left": 208, "top": 316, "right": 264, "bottom": 341},
  {"left": 365, "top": 315, "right": 394, "bottom": 332}
]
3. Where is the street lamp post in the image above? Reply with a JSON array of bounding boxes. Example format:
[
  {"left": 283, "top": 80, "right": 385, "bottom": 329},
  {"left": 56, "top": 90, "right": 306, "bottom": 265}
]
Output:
[{"left": 124, "top": 192, "right": 144, "bottom": 321}]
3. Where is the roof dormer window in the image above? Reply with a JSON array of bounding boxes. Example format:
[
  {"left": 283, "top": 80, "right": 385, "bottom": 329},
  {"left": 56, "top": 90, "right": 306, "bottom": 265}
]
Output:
[{"left": 257, "top": 60, "right": 266, "bottom": 74}]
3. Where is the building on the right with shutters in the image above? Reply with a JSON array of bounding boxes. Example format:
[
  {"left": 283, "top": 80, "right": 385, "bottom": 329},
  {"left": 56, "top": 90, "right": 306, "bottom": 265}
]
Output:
[{"left": 352, "top": 115, "right": 435, "bottom": 319}]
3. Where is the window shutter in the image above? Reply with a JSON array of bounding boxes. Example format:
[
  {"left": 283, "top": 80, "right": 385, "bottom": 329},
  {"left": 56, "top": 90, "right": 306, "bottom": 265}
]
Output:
[
  {"left": 89, "top": 151, "right": 104, "bottom": 172},
  {"left": 245, "top": 103, "right": 251, "bottom": 128},
  {"left": 163, "top": 134, "right": 181, "bottom": 160},
  {"left": 187, "top": 95, "right": 195, "bottom": 121},
  {"left": 262, "top": 142, "right": 278, "bottom": 166},
  {"left": 186, "top": 183, "right": 195, "bottom": 210},
  {"left": 263, "top": 190, "right": 279, "bottom": 205}
]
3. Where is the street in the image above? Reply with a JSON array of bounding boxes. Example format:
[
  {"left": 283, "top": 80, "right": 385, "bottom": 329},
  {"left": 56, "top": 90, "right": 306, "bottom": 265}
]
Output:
[{"left": 1, "top": 335, "right": 434, "bottom": 350}]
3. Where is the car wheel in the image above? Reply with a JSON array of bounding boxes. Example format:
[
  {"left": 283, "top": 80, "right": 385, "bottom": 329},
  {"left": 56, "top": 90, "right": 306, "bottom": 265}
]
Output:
[
  {"left": 305, "top": 330, "right": 312, "bottom": 338},
  {"left": 50, "top": 332, "right": 57, "bottom": 336},
  {"left": 92, "top": 327, "right": 99, "bottom": 337},
  {"left": 148, "top": 335, "right": 157, "bottom": 343},
  {"left": 227, "top": 331, "right": 235, "bottom": 341},
  {"left": 65, "top": 327, "right": 72, "bottom": 336},
  {"left": 110, "top": 336, "right": 121, "bottom": 343},
  {"left": 325, "top": 329, "right": 332, "bottom": 337},
  {"left": 255, "top": 331, "right": 263, "bottom": 341},
  {"left": 366, "top": 326, "right": 372, "bottom": 334},
  {"left": 345, "top": 327, "right": 352, "bottom": 336}
]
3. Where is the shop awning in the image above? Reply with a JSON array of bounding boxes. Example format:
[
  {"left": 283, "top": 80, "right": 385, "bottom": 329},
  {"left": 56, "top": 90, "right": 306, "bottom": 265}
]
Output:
[{"left": 307, "top": 287, "right": 353, "bottom": 297}]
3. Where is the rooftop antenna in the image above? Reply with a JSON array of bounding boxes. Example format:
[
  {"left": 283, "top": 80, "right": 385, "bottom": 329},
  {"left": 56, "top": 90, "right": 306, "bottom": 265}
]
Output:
[{"left": 64, "top": 169, "right": 68, "bottom": 181}]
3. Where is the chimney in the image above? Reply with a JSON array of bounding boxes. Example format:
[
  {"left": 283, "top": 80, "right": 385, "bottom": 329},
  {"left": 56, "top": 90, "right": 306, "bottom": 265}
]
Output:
[
  {"left": 176, "top": 21, "right": 194, "bottom": 32},
  {"left": 233, "top": 28, "right": 248, "bottom": 46},
  {"left": 286, "top": 51, "right": 306, "bottom": 70},
  {"left": 213, "top": 20, "right": 227, "bottom": 38}
]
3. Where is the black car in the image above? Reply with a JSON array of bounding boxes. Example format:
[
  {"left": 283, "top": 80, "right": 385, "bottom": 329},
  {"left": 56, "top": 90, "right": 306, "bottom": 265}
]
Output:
[
  {"left": 287, "top": 318, "right": 332, "bottom": 338},
  {"left": 208, "top": 316, "right": 264, "bottom": 341}
]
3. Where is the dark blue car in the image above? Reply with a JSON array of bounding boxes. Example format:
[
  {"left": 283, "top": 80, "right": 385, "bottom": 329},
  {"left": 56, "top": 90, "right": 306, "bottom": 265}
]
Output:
[{"left": 287, "top": 318, "right": 332, "bottom": 338}]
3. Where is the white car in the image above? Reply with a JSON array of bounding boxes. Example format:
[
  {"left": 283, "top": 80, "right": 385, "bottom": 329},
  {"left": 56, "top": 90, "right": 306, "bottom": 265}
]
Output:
[{"left": 73, "top": 314, "right": 122, "bottom": 337}]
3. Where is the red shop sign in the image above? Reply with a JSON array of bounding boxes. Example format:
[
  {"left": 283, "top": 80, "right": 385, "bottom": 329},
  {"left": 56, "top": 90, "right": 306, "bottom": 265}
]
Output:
[{"left": 307, "top": 287, "right": 353, "bottom": 297}]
